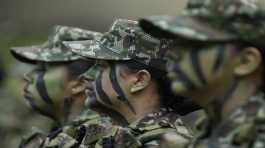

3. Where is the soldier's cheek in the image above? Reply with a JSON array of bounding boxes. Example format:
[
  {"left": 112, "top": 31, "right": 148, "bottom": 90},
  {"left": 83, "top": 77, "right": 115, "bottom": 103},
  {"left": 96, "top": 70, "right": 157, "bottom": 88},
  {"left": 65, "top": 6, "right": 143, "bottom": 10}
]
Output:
[{"left": 171, "top": 81, "right": 187, "bottom": 94}]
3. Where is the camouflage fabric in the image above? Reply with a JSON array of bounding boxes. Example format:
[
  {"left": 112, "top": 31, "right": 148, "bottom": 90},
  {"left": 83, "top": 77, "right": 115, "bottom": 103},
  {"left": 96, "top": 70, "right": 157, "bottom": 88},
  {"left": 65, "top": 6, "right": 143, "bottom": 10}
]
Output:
[
  {"left": 139, "top": 0, "right": 265, "bottom": 47},
  {"left": 191, "top": 92, "right": 265, "bottom": 148},
  {"left": 41, "top": 109, "right": 114, "bottom": 148},
  {"left": 18, "top": 127, "right": 46, "bottom": 148},
  {"left": 160, "top": 92, "right": 265, "bottom": 148},
  {"left": 94, "top": 108, "right": 193, "bottom": 148},
  {"left": 40, "top": 108, "right": 193, "bottom": 148},
  {"left": 63, "top": 19, "right": 174, "bottom": 71},
  {"left": 10, "top": 25, "right": 102, "bottom": 64}
]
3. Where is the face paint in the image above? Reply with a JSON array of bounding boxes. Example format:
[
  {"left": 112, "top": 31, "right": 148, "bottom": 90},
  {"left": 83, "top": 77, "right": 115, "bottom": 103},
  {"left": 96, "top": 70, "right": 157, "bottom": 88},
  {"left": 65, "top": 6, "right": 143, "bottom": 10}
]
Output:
[
  {"left": 212, "top": 46, "right": 225, "bottom": 72},
  {"left": 95, "top": 72, "right": 113, "bottom": 105},
  {"left": 166, "top": 45, "right": 228, "bottom": 95},
  {"left": 82, "top": 65, "right": 110, "bottom": 107},
  {"left": 83, "top": 64, "right": 129, "bottom": 125},
  {"left": 189, "top": 49, "right": 207, "bottom": 85},
  {"left": 168, "top": 60, "right": 196, "bottom": 90},
  {"left": 24, "top": 86, "right": 58, "bottom": 122},
  {"left": 36, "top": 71, "right": 54, "bottom": 105},
  {"left": 109, "top": 64, "right": 136, "bottom": 114},
  {"left": 23, "top": 64, "right": 68, "bottom": 121}
]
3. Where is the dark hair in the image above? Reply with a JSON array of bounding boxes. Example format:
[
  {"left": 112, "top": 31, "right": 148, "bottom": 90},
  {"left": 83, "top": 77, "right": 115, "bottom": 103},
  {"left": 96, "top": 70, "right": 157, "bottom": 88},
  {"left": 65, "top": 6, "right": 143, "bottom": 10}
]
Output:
[{"left": 118, "top": 60, "right": 200, "bottom": 115}]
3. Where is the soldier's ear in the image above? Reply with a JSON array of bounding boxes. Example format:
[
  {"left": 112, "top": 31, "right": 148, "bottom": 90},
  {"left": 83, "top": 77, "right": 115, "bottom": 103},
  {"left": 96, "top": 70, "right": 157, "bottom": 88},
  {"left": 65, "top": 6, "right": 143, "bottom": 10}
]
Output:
[
  {"left": 234, "top": 47, "right": 262, "bottom": 76},
  {"left": 130, "top": 70, "right": 151, "bottom": 93},
  {"left": 70, "top": 80, "right": 86, "bottom": 95}
]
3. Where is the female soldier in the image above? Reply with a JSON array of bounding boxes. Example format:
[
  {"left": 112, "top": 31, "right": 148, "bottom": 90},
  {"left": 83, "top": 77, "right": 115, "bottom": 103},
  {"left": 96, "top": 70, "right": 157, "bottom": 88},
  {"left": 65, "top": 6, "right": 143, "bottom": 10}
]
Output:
[
  {"left": 65, "top": 19, "right": 195, "bottom": 147},
  {"left": 140, "top": 0, "right": 265, "bottom": 147},
  {"left": 11, "top": 26, "right": 102, "bottom": 147}
]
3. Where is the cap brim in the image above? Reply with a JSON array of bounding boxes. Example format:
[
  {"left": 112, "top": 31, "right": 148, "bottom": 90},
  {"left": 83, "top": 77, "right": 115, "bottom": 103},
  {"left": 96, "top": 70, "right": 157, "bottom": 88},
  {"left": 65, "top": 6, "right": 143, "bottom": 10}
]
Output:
[
  {"left": 63, "top": 40, "right": 131, "bottom": 61},
  {"left": 139, "top": 15, "right": 237, "bottom": 42},
  {"left": 10, "top": 45, "right": 43, "bottom": 64},
  {"left": 10, "top": 45, "right": 80, "bottom": 64}
]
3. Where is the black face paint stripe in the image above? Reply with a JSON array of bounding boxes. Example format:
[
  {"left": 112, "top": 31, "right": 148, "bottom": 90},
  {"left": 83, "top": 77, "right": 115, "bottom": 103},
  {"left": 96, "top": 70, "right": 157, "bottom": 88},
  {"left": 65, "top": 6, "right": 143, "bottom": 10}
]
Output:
[
  {"left": 218, "top": 80, "right": 238, "bottom": 106},
  {"left": 212, "top": 46, "right": 225, "bottom": 72},
  {"left": 173, "top": 64, "right": 196, "bottom": 89},
  {"left": 109, "top": 64, "right": 136, "bottom": 114},
  {"left": 36, "top": 71, "right": 54, "bottom": 105},
  {"left": 88, "top": 96, "right": 129, "bottom": 126},
  {"left": 210, "top": 80, "right": 238, "bottom": 123},
  {"left": 190, "top": 49, "right": 207, "bottom": 85},
  {"left": 24, "top": 95, "right": 58, "bottom": 122},
  {"left": 95, "top": 72, "right": 113, "bottom": 105}
]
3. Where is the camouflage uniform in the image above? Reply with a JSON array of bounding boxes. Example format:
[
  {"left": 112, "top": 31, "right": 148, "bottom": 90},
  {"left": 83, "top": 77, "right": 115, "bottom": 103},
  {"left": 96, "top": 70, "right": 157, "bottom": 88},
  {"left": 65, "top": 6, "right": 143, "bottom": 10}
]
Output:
[
  {"left": 94, "top": 108, "right": 192, "bottom": 148},
  {"left": 187, "top": 92, "right": 265, "bottom": 148},
  {"left": 10, "top": 25, "right": 104, "bottom": 148},
  {"left": 41, "top": 110, "right": 113, "bottom": 148},
  {"left": 139, "top": 0, "right": 265, "bottom": 147},
  {"left": 64, "top": 19, "right": 194, "bottom": 147}
]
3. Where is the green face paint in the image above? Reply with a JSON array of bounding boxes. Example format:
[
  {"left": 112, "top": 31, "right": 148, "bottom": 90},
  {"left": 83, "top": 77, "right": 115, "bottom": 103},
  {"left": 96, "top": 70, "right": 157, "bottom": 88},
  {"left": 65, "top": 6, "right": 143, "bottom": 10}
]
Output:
[
  {"left": 166, "top": 44, "right": 232, "bottom": 95},
  {"left": 81, "top": 62, "right": 131, "bottom": 123},
  {"left": 23, "top": 63, "right": 68, "bottom": 120}
]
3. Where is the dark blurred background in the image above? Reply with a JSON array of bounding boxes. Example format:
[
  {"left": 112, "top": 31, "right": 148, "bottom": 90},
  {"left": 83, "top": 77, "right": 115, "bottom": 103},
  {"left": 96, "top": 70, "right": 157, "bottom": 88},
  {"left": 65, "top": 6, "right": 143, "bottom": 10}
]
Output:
[{"left": 0, "top": 0, "right": 187, "bottom": 147}]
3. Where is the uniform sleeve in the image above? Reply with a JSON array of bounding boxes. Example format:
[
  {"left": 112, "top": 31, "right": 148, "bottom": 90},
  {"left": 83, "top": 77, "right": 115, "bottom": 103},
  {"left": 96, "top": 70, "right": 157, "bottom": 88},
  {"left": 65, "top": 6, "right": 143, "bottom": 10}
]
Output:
[{"left": 19, "top": 128, "right": 46, "bottom": 148}]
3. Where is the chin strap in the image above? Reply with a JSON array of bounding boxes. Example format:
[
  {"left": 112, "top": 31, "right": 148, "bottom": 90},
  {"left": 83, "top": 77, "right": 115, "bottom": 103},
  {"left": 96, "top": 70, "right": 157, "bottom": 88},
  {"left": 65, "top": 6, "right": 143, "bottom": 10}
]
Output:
[
  {"left": 109, "top": 64, "right": 136, "bottom": 114},
  {"left": 95, "top": 71, "right": 129, "bottom": 125},
  {"left": 95, "top": 72, "right": 113, "bottom": 105}
]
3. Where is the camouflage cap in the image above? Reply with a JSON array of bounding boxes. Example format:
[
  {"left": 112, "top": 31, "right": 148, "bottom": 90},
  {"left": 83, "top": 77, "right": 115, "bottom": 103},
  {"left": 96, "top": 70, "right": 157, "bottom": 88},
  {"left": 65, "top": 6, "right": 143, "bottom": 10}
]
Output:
[
  {"left": 140, "top": 0, "right": 265, "bottom": 46},
  {"left": 10, "top": 25, "right": 102, "bottom": 64},
  {"left": 63, "top": 19, "right": 174, "bottom": 71}
]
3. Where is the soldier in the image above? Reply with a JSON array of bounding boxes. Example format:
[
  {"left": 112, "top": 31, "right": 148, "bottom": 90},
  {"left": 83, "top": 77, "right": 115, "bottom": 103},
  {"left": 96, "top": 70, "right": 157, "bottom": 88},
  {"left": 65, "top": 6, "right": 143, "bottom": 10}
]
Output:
[
  {"left": 64, "top": 19, "right": 194, "bottom": 147},
  {"left": 139, "top": 0, "right": 265, "bottom": 147},
  {"left": 10, "top": 25, "right": 104, "bottom": 147}
]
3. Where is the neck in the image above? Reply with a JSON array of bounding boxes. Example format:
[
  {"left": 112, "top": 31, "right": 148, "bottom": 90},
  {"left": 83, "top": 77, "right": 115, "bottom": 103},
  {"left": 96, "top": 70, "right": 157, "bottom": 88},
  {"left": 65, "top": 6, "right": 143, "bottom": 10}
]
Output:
[
  {"left": 203, "top": 73, "right": 261, "bottom": 127},
  {"left": 55, "top": 96, "right": 84, "bottom": 125},
  {"left": 66, "top": 100, "right": 85, "bottom": 122},
  {"left": 119, "top": 87, "right": 161, "bottom": 124}
]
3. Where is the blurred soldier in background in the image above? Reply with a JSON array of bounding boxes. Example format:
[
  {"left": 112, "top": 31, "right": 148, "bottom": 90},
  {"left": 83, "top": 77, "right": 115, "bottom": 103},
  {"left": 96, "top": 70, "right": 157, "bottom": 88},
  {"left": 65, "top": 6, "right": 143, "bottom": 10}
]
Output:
[
  {"left": 0, "top": 31, "right": 53, "bottom": 148},
  {"left": 140, "top": 0, "right": 265, "bottom": 147},
  {"left": 10, "top": 25, "right": 103, "bottom": 147},
  {"left": 64, "top": 19, "right": 198, "bottom": 147}
]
